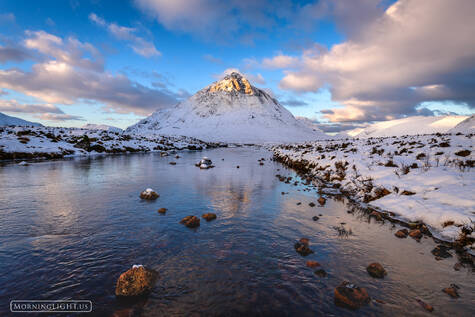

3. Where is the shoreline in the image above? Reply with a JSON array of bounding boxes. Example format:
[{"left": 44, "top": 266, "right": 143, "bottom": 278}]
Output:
[{"left": 271, "top": 135, "right": 474, "bottom": 263}]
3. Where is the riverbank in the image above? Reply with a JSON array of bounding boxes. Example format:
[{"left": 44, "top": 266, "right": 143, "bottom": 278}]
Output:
[
  {"left": 0, "top": 126, "right": 227, "bottom": 161},
  {"left": 272, "top": 132, "right": 474, "bottom": 252}
]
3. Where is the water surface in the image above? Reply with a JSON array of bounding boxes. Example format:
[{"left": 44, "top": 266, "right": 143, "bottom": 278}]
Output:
[{"left": 0, "top": 148, "right": 473, "bottom": 316}]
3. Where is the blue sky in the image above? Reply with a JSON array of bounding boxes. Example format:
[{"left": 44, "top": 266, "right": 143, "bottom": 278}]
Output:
[{"left": 0, "top": 0, "right": 473, "bottom": 131}]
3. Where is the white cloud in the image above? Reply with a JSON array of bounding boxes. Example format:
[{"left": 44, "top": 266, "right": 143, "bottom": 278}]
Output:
[
  {"left": 0, "top": 30, "right": 182, "bottom": 115},
  {"left": 134, "top": 0, "right": 292, "bottom": 42},
  {"left": 262, "top": 54, "right": 299, "bottom": 69},
  {"left": 277, "top": 0, "right": 475, "bottom": 122},
  {"left": 0, "top": 99, "right": 63, "bottom": 114},
  {"left": 35, "top": 113, "right": 84, "bottom": 121},
  {"left": 88, "top": 13, "right": 160, "bottom": 58}
]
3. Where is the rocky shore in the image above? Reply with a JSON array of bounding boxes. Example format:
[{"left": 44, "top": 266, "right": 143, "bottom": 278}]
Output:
[{"left": 272, "top": 132, "right": 474, "bottom": 257}]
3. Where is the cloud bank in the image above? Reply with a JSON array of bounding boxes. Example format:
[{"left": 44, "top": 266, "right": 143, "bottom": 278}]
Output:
[
  {"left": 0, "top": 30, "right": 183, "bottom": 116},
  {"left": 277, "top": 0, "right": 475, "bottom": 122}
]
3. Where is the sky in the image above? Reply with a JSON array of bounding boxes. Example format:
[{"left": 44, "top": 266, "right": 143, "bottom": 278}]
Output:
[{"left": 0, "top": 0, "right": 474, "bottom": 132}]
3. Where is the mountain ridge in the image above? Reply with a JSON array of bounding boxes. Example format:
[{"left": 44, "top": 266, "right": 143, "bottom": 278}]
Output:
[{"left": 126, "top": 72, "right": 327, "bottom": 143}]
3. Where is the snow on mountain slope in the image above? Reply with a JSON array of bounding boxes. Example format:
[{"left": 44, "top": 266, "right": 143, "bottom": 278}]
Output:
[
  {"left": 126, "top": 72, "right": 327, "bottom": 143},
  {"left": 295, "top": 116, "right": 325, "bottom": 134},
  {"left": 448, "top": 115, "right": 475, "bottom": 134},
  {"left": 0, "top": 112, "right": 43, "bottom": 127},
  {"left": 351, "top": 115, "right": 468, "bottom": 138},
  {"left": 82, "top": 123, "right": 123, "bottom": 133}
]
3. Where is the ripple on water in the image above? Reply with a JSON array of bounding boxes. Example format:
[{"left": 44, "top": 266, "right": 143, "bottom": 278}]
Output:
[{"left": 0, "top": 148, "right": 473, "bottom": 316}]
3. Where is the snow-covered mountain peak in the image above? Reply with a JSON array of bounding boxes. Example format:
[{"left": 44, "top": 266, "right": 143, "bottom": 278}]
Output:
[
  {"left": 126, "top": 73, "right": 328, "bottom": 143},
  {"left": 207, "top": 72, "right": 256, "bottom": 96}
]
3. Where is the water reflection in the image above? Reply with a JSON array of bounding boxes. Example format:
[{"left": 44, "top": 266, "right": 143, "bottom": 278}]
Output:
[{"left": 0, "top": 148, "right": 473, "bottom": 316}]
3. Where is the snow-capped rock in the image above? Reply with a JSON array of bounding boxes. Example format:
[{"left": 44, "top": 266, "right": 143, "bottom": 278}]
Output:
[
  {"left": 448, "top": 115, "right": 475, "bottom": 134},
  {"left": 0, "top": 112, "right": 42, "bottom": 127},
  {"left": 347, "top": 115, "right": 469, "bottom": 138},
  {"left": 126, "top": 72, "right": 328, "bottom": 143},
  {"left": 81, "top": 123, "right": 123, "bottom": 133}
]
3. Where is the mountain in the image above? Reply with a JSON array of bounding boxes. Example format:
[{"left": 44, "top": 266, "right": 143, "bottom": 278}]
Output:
[
  {"left": 126, "top": 72, "right": 327, "bottom": 143},
  {"left": 295, "top": 116, "right": 326, "bottom": 134},
  {"left": 348, "top": 115, "right": 469, "bottom": 138},
  {"left": 0, "top": 112, "right": 43, "bottom": 127},
  {"left": 448, "top": 115, "right": 475, "bottom": 134},
  {"left": 82, "top": 123, "right": 123, "bottom": 133}
]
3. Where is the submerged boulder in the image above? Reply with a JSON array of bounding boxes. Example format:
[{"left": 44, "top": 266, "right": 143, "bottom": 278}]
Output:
[
  {"left": 334, "top": 281, "right": 370, "bottom": 310},
  {"left": 180, "top": 215, "right": 200, "bottom": 228},
  {"left": 115, "top": 265, "right": 158, "bottom": 297},
  {"left": 294, "top": 238, "right": 314, "bottom": 256},
  {"left": 442, "top": 284, "right": 460, "bottom": 298},
  {"left": 431, "top": 245, "right": 452, "bottom": 259},
  {"left": 140, "top": 188, "right": 159, "bottom": 200},
  {"left": 202, "top": 213, "right": 217, "bottom": 221},
  {"left": 366, "top": 262, "right": 387, "bottom": 278},
  {"left": 314, "top": 269, "right": 327, "bottom": 277},
  {"left": 306, "top": 260, "right": 320, "bottom": 268}
]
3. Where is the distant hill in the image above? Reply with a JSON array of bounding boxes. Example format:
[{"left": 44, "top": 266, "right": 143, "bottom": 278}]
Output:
[
  {"left": 82, "top": 123, "right": 123, "bottom": 133},
  {"left": 448, "top": 115, "right": 475, "bottom": 134},
  {"left": 345, "top": 115, "right": 469, "bottom": 138},
  {"left": 0, "top": 112, "right": 43, "bottom": 127}
]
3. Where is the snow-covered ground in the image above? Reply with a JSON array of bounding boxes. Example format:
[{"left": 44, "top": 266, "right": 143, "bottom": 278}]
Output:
[
  {"left": 273, "top": 132, "right": 474, "bottom": 242},
  {"left": 126, "top": 72, "right": 327, "bottom": 143},
  {"left": 0, "top": 125, "right": 222, "bottom": 160}
]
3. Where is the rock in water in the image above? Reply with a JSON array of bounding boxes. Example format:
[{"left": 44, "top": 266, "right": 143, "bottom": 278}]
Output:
[
  {"left": 306, "top": 260, "right": 320, "bottom": 268},
  {"left": 318, "top": 197, "right": 326, "bottom": 206},
  {"left": 416, "top": 299, "right": 434, "bottom": 312},
  {"left": 395, "top": 229, "right": 409, "bottom": 238},
  {"left": 431, "top": 245, "right": 452, "bottom": 258},
  {"left": 442, "top": 284, "right": 460, "bottom": 298},
  {"left": 366, "top": 262, "right": 387, "bottom": 278},
  {"left": 314, "top": 269, "right": 327, "bottom": 277},
  {"left": 294, "top": 238, "right": 314, "bottom": 256},
  {"left": 369, "top": 211, "right": 383, "bottom": 221},
  {"left": 140, "top": 188, "right": 159, "bottom": 200},
  {"left": 115, "top": 266, "right": 158, "bottom": 297},
  {"left": 157, "top": 208, "right": 167, "bottom": 214},
  {"left": 334, "top": 281, "right": 370, "bottom": 310},
  {"left": 202, "top": 213, "right": 217, "bottom": 221},
  {"left": 196, "top": 157, "right": 213, "bottom": 169},
  {"left": 180, "top": 216, "right": 200, "bottom": 228},
  {"left": 409, "top": 229, "right": 422, "bottom": 239}
]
